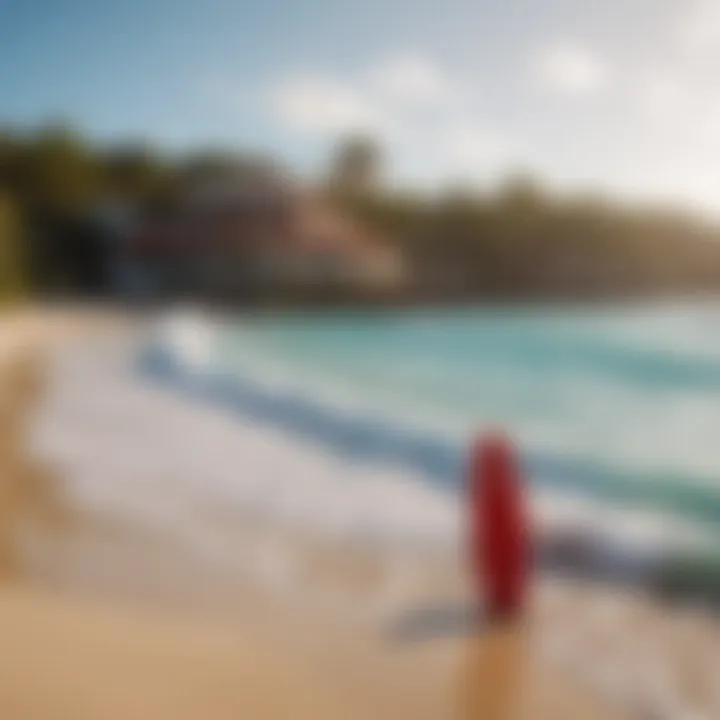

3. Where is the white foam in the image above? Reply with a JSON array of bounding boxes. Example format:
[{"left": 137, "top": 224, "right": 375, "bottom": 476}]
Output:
[
  {"left": 29, "top": 315, "right": 716, "bottom": 578},
  {"left": 153, "top": 306, "right": 216, "bottom": 371},
  {"left": 31, "top": 333, "right": 461, "bottom": 563}
]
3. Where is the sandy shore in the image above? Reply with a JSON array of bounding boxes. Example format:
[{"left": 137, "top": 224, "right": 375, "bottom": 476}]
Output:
[{"left": 0, "top": 303, "right": 717, "bottom": 719}]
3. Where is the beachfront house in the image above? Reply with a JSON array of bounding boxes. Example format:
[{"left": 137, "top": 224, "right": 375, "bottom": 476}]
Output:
[{"left": 125, "top": 161, "right": 405, "bottom": 300}]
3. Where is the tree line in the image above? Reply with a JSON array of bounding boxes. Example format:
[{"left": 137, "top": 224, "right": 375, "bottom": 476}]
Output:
[
  {"left": 330, "top": 139, "right": 720, "bottom": 300},
  {"left": 2, "top": 124, "right": 720, "bottom": 303},
  {"left": 0, "top": 123, "right": 173, "bottom": 297}
]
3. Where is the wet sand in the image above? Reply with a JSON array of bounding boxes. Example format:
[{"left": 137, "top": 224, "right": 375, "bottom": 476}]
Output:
[{"left": 0, "top": 304, "right": 714, "bottom": 719}]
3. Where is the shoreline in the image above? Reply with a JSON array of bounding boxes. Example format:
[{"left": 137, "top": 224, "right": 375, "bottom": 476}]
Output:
[
  {"left": 0, "top": 304, "right": 717, "bottom": 718},
  {"left": 136, "top": 288, "right": 720, "bottom": 317},
  {"left": 146, "top": 311, "right": 720, "bottom": 608}
]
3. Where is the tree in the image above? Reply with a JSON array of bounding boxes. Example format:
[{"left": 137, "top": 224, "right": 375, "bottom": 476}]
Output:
[
  {"left": 0, "top": 130, "right": 23, "bottom": 189},
  {"left": 102, "top": 144, "right": 170, "bottom": 204},
  {"left": 0, "top": 191, "right": 26, "bottom": 303},
  {"left": 19, "top": 123, "right": 99, "bottom": 217},
  {"left": 329, "top": 136, "right": 382, "bottom": 196}
]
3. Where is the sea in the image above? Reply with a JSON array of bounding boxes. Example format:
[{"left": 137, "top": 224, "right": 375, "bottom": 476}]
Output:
[{"left": 142, "top": 299, "right": 720, "bottom": 576}]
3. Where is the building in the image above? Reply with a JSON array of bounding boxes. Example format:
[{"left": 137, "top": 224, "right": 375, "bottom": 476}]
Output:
[{"left": 127, "top": 161, "right": 404, "bottom": 299}]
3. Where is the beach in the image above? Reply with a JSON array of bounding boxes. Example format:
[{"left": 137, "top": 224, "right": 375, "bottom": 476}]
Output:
[{"left": 0, "top": 304, "right": 717, "bottom": 719}]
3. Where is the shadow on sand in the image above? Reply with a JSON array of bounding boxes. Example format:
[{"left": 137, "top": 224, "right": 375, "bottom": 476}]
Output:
[{"left": 386, "top": 603, "right": 488, "bottom": 643}]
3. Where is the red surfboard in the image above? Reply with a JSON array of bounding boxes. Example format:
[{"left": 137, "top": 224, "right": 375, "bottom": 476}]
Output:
[{"left": 469, "top": 433, "right": 530, "bottom": 619}]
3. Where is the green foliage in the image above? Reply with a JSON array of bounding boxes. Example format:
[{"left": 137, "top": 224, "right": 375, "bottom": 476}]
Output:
[
  {"left": 338, "top": 177, "right": 720, "bottom": 298},
  {"left": 0, "top": 191, "right": 27, "bottom": 303},
  {"left": 16, "top": 123, "right": 100, "bottom": 216},
  {"left": 102, "top": 144, "right": 171, "bottom": 204},
  {"left": 0, "top": 130, "right": 24, "bottom": 187},
  {"left": 329, "top": 136, "right": 382, "bottom": 196},
  {"left": 2, "top": 122, "right": 720, "bottom": 300}
]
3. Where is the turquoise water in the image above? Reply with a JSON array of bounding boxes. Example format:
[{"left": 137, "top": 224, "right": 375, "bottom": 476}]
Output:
[{"left": 201, "top": 301, "right": 720, "bottom": 536}]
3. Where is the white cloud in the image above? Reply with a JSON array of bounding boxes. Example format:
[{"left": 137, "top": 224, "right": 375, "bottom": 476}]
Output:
[
  {"left": 270, "top": 77, "right": 384, "bottom": 133},
  {"left": 633, "top": 3, "right": 720, "bottom": 141},
  {"left": 638, "top": 76, "right": 687, "bottom": 128},
  {"left": 369, "top": 54, "right": 447, "bottom": 105},
  {"left": 638, "top": 74, "right": 720, "bottom": 152},
  {"left": 633, "top": 4, "right": 720, "bottom": 136},
  {"left": 534, "top": 42, "right": 610, "bottom": 96},
  {"left": 677, "top": 0, "right": 720, "bottom": 60},
  {"left": 267, "top": 54, "right": 517, "bottom": 185},
  {"left": 444, "top": 122, "right": 513, "bottom": 170}
]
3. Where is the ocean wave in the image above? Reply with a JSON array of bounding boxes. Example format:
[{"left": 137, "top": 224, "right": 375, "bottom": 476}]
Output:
[{"left": 139, "top": 338, "right": 720, "bottom": 535}]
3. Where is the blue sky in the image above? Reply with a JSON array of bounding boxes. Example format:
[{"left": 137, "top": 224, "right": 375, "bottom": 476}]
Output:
[{"left": 3, "top": 0, "right": 720, "bottom": 212}]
